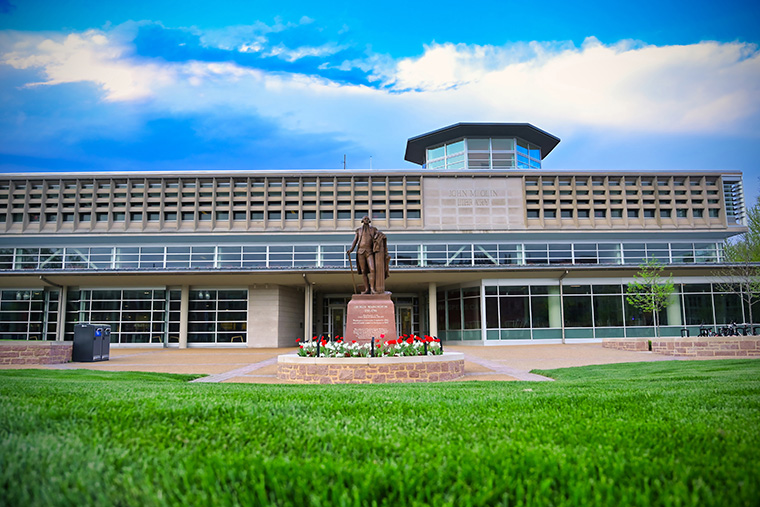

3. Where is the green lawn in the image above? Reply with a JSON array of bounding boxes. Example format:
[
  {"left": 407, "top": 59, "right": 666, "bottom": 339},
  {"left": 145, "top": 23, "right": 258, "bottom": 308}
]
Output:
[{"left": 1, "top": 360, "right": 758, "bottom": 506}]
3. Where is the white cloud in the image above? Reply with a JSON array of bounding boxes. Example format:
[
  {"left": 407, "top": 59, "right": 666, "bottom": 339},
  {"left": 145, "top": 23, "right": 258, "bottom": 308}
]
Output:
[
  {"left": 1, "top": 29, "right": 175, "bottom": 101},
  {"left": 1, "top": 27, "right": 759, "bottom": 148},
  {"left": 263, "top": 42, "right": 346, "bottom": 62},
  {"left": 391, "top": 38, "right": 760, "bottom": 134}
]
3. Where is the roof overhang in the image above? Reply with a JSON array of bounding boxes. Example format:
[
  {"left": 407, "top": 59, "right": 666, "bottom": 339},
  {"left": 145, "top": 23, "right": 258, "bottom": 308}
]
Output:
[{"left": 404, "top": 122, "right": 561, "bottom": 166}]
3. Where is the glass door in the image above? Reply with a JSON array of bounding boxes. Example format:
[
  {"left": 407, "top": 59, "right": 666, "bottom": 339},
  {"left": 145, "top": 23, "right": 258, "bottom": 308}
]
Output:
[
  {"left": 328, "top": 306, "right": 345, "bottom": 339},
  {"left": 397, "top": 305, "right": 413, "bottom": 336}
]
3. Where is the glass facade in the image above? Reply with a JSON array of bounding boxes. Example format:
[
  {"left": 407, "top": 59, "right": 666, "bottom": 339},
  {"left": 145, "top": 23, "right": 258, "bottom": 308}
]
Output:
[
  {"left": 0, "top": 289, "right": 58, "bottom": 340},
  {"left": 438, "top": 282, "right": 757, "bottom": 341},
  {"left": 0, "top": 241, "right": 724, "bottom": 273},
  {"left": 426, "top": 137, "right": 541, "bottom": 170},
  {"left": 66, "top": 289, "right": 168, "bottom": 344},
  {"left": 437, "top": 287, "right": 483, "bottom": 340},
  {"left": 187, "top": 289, "right": 247, "bottom": 344},
  {"left": 63, "top": 288, "right": 248, "bottom": 345}
]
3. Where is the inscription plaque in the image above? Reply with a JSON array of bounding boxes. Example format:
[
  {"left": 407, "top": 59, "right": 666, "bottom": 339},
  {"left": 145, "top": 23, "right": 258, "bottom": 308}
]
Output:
[{"left": 345, "top": 293, "right": 397, "bottom": 345}]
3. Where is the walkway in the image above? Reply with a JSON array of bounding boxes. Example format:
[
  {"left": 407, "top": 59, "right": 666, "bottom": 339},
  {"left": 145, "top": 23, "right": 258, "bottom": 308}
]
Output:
[{"left": 21, "top": 343, "right": 692, "bottom": 383}]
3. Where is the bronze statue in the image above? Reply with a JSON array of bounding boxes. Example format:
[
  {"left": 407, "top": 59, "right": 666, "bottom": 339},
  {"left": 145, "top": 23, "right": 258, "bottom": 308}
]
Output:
[{"left": 347, "top": 216, "right": 390, "bottom": 294}]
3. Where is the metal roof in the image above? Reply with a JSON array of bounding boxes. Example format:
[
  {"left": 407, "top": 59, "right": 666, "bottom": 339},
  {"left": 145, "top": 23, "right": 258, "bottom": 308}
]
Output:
[{"left": 404, "top": 122, "right": 561, "bottom": 165}]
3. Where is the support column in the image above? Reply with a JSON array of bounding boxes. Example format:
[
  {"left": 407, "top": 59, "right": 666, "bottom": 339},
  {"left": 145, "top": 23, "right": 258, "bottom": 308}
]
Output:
[
  {"left": 558, "top": 271, "right": 569, "bottom": 344},
  {"left": 304, "top": 283, "right": 313, "bottom": 342},
  {"left": 548, "top": 287, "right": 562, "bottom": 327},
  {"left": 428, "top": 282, "right": 438, "bottom": 337},
  {"left": 666, "top": 293, "right": 682, "bottom": 326},
  {"left": 57, "top": 286, "right": 67, "bottom": 342},
  {"left": 179, "top": 285, "right": 189, "bottom": 349}
]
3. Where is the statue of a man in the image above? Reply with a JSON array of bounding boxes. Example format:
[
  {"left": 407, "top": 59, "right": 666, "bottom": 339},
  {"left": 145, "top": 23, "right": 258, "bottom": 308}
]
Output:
[{"left": 347, "top": 216, "right": 390, "bottom": 294}]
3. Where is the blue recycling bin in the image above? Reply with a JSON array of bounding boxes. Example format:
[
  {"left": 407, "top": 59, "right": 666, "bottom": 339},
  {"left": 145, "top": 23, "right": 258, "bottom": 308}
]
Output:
[{"left": 73, "top": 323, "right": 111, "bottom": 362}]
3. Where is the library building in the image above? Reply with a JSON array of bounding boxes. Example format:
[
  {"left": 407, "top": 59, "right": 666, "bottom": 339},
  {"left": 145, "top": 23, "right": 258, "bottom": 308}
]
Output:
[{"left": 0, "top": 123, "right": 750, "bottom": 347}]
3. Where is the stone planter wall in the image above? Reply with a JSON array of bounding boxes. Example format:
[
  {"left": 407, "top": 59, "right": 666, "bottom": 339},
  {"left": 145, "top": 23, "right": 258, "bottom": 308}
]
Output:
[
  {"left": 277, "top": 352, "right": 465, "bottom": 384},
  {"left": 601, "top": 338, "right": 650, "bottom": 352},
  {"left": 651, "top": 337, "right": 760, "bottom": 357},
  {"left": 0, "top": 341, "right": 72, "bottom": 365},
  {"left": 603, "top": 337, "right": 760, "bottom": 357}
]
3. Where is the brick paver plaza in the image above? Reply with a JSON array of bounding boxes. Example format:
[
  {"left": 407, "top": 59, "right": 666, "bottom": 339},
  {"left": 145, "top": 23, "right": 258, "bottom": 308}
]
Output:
[{"left": 0, "top": 343, "right": 721, "bottom": 383}]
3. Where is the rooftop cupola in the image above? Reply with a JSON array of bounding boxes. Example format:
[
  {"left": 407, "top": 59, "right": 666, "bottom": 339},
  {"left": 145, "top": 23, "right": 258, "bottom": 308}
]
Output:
[{"left": 405, "top": 123, "right": 560, "bottom": 170}]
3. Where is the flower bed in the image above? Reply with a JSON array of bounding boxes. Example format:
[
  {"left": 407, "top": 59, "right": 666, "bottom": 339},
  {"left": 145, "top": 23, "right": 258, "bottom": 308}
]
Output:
[{"left": 296, "top": 334, "right": 443, "bottom": 358}]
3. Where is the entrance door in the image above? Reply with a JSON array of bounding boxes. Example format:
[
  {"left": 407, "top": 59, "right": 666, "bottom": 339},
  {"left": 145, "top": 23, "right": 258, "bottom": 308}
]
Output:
[
  {"left": 397, "top": 305, "right": 413, "bottom": 336},
  {"left": 328, "top": 306, "right": 345, "bottom": 339}
]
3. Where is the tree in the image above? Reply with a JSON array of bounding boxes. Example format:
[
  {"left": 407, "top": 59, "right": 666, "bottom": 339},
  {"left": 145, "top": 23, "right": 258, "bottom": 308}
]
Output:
[
  {"left": 626, "top": 257, "right": 675, "bottom": 338},
  {"left": 714, "top": 193, "right": 760, "bottom": 326}
]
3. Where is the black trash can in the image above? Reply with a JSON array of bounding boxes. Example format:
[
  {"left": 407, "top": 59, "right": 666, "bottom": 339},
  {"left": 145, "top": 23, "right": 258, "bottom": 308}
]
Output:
[{"left": 73, "top": 323, "right": 111, "bottom": 362}]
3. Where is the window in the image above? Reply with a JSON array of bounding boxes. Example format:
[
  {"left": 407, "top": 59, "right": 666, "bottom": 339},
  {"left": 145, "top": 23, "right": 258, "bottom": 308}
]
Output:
[
  {"left": 693, "top": 209, "right": 704, "bottom": 218},
  {"left": 644, "top": 210, "right": 656, "bottom": 218},
  {"left": 628, "top": 210, "right": 639, "bottom": 218},
  {"left": 561, "top": 210, "right": 573, "bottom": 218}
]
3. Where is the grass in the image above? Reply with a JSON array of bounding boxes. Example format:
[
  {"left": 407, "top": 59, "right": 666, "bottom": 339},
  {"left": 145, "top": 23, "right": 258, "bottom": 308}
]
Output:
[{"left": 1, "top": 361, "right": 758, "bottom": 506}]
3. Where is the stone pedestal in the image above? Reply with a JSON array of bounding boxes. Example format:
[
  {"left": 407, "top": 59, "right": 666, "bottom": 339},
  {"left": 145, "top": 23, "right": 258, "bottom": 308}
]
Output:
[{"left": 345, "top": 293, "right": 397, "bottom": 345}]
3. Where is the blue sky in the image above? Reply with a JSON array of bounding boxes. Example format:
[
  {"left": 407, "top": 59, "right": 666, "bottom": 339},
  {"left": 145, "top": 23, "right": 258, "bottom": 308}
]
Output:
[{"left": 1, "top": 0, "right": 759, "bottom": 204}]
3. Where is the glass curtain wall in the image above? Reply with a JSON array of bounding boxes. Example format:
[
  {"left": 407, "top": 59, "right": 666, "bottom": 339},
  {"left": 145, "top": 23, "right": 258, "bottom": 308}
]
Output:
[
  {"left": 64, "top": 288, "right": 249, "bottom": 345},
  {"left": 440, "top": 282, "right": 753, "bottom": 341},
  {"left": 437, "top": 287, "right": 482, "bottom": 340},
  {"left": 425, "top": 138, "right": 541, "bottom": 170},
  {"left": 0, "top": 289, "right": 58, "bottom": 340},
  {"left": 65, "top": 289, "right": 166, "bottom": 344},
  {"left": 187, "top": 289, "right": 247, "bottom": 344},
  {"left": 0, "top": 242, "right": 724, "bottom": 272}
]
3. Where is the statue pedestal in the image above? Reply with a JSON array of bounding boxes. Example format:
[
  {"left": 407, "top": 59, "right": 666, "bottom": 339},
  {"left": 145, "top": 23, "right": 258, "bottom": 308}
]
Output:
[{"left": 345, "top": 293, "right": 397, "bottom": 345}]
